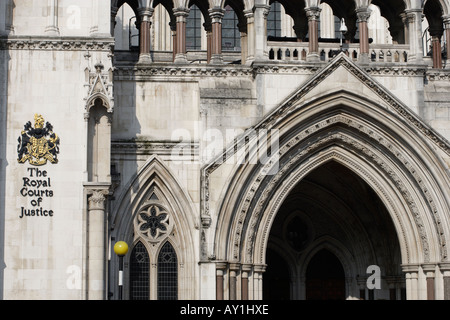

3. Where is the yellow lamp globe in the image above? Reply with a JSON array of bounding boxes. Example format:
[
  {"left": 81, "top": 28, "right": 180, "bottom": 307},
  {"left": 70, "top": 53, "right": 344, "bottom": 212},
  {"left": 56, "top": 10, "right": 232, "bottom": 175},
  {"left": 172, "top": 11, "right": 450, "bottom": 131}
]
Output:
[{"left": 114, "top": 241, "right": 129, "bottom": 257}]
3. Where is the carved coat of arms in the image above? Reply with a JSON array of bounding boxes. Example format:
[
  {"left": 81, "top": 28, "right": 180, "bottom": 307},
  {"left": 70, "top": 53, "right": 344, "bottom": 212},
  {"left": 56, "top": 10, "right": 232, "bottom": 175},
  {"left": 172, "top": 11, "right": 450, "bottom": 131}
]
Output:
[{"left": 17, "top": 114, "right": 60, "bottom": 166}]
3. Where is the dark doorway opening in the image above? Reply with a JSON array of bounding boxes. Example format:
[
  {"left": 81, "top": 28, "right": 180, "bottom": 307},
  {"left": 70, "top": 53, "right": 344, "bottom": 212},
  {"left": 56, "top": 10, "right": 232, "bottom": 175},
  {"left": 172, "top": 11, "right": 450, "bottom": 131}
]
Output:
[
  {"left": 263, "top": 248, "right": 291, "bottom": 300},
  {"left": 305, "top": 249, "right": 345, "bottom": 300}
]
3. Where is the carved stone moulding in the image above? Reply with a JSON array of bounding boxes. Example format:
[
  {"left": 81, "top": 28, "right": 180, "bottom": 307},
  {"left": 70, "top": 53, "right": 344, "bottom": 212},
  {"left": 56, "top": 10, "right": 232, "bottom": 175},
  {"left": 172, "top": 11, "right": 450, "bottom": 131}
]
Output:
[{"left": 0, "top": 36, "right": 114, "bottom": 52}]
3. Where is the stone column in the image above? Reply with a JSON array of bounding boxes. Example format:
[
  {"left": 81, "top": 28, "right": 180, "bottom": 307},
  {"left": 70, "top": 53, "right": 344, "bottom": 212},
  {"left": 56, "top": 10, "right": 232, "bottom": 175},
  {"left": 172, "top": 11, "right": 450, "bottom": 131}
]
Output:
[
  {"left": 169, "top": 21, "right": 177, "bottom": 62},
  {"left": 405, "top": 9, "right": 424, "bottom": 63},
  {"left": 430, "top": 35, "right": 443, "bottom": 69},
  {"left": 253, "top": 4, "right": 270, "bottom": 61},
  {"left": 45, "top": 0, "right": 60, "bottom": 36},
  {"left": 439, "top": 263, "right": 450, "bottom": 300},
  {"left": 229, "top": 263, "right": 240, "bottom": 300},
  {"left": 422, "top": 264, "right": 436, "bottom": 300},
  {"left": 241, "top": 264, "right": 252, "bottom": 300},
  {"left": 204, "top": 23, "right": 212, "bottom": 63},
  {"left": 401, "top": 13, "right": 409, "bottom": 45},
  {"left": 402, "top": 264, "right": 419, "bottom": 300},
  {"left": 216, "top": 262, "right": 227, "bottom": 300},
  {"left": 305, "top": 7, "right": 321, "bottom": 62},
  {"left": 209, "top": 8, "right": 225, "bottom": 64},
  {"left": 244, "top": 9, "right": 255, "bottom": 64},
  {"left": 173, "top": 8, "right": 190, "bottom": 64},
  {"left": 356, "top": 7, "right": 371, "bottom": 64},
  {"left": 238, "top": 22, "right": 248, "bottom": 65},
  {"left": 253, "top": 264, "right": 266, "bottom": 300},
  {"left": 85, "top": 185, "right": 110, "bottom": 300},
  {"left": 444, "top": 16, "right": 450, "bottom": 69},
  {"left": 138, "top": 7, "right": 154, "bottom": 63}
]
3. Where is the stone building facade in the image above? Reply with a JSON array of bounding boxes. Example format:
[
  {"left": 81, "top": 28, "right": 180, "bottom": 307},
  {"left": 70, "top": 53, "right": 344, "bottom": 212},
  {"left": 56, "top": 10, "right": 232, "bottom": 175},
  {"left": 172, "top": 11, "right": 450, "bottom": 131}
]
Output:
[{"left": 0, "top": 0, "right": 450, "bottom": 300}]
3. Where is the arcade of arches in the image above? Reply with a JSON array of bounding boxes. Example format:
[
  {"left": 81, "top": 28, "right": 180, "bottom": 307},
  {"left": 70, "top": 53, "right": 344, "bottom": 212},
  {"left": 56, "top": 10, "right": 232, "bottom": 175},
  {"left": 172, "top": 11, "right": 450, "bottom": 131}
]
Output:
[{"left": 112, "top": 0, "right": 450, "bottom": 68}]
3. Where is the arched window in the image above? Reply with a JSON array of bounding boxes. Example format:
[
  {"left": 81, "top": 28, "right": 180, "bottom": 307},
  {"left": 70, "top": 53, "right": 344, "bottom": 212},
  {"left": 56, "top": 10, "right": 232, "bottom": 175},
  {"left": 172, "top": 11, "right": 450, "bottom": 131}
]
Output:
[
  {"left": 130, "top": 241, "right": 150, "bottom": 300},
  {"left": 157, "top": 242, "right": 178, "bottom": 300},
  {"left": 267, "top": 2, "right": 282, "bottom": 38},
  {"left": 222, "top": 5, "right": 241, "bottom": 51},
  {"left": 186, "top": 4, "right": 202, "bottom": 50},
  {"left": 114, "top": 3, "right": 139, "bottom": 51}
]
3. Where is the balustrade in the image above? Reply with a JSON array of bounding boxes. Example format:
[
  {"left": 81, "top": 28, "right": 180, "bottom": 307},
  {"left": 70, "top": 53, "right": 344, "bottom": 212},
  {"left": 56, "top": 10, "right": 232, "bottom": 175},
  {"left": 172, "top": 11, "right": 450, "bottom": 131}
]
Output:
[{"left": 267, "top": 41, "right": 409, "bottom": 65}]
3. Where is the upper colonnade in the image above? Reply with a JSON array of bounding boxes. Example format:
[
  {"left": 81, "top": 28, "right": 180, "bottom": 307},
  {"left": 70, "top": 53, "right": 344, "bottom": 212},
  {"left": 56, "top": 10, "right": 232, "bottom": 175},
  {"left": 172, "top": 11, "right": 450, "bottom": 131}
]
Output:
[{"left": 111, "top": 0, "right": 450, "bottom": 68}]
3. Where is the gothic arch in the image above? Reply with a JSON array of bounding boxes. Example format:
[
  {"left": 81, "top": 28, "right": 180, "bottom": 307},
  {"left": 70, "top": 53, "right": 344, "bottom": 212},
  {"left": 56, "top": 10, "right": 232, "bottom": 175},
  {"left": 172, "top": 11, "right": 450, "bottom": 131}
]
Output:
[
  {"left": 109, "top": 155, "right": 198, "bottom": 299},
  {"left": 86, "top": 94, "right": 113, "bottom": 117},
  {"left": 423, "top": 0, "right": 449, "bottom": 16},
  {"left": 298, "top": 236, "right": 358, "bottom": 294},
  {"left": 211, "top": 57, "right": 450, "bottom": 272},
  {"left": 213, "top": 100, "right": 450, "bottom": 268}
]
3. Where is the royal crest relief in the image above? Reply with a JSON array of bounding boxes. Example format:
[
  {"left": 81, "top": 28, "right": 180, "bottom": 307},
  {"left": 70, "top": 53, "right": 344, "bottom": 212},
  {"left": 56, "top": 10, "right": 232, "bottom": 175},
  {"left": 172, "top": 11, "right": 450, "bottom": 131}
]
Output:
[{"left": 17, "top": 114, "right": 60, "bottom": 166}]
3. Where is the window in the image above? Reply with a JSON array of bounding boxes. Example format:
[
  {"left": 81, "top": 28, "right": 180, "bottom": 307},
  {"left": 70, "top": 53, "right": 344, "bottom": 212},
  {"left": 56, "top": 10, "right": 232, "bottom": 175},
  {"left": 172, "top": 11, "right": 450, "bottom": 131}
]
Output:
[
  {"left": 186, "top": 5, "right": 202, "bottom": 50},
  {"left": 129, "top": 240, "right": 179, "bottom": 300},
  {"left": 130, "top": 241, "right": 150, "bottom": 300},
  {"left": 267, "top": 2, "right": 282, "bottom": 38},
  {"left": 222, "top": 6, "right": 241, "bottom": 51},
  {"left": 157, "top": 242, "right": 178, "bottom": 300}
]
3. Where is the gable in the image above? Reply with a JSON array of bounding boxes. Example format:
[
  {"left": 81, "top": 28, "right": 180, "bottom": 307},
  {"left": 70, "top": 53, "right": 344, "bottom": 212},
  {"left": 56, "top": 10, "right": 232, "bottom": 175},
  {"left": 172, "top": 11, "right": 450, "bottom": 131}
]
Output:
[{"left": 256, "top": 53, "right": 450, "bottom": 157}]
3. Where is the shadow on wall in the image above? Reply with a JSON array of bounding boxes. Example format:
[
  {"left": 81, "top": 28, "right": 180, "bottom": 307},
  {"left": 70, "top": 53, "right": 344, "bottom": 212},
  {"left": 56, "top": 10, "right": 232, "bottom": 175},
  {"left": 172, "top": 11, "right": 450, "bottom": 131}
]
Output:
[
  {"left": 0, "top": 36, "right": 12, "bottom": 302},
  {"left": 107, "top": 6, "right": 142, "bottom": 299}
]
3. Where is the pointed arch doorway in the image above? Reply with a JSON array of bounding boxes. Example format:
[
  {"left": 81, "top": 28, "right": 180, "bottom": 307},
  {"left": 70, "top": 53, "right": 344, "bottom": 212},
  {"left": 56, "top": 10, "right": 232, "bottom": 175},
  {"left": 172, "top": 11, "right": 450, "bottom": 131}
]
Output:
[
  {"left": 263, "top": 161, "right": 402, "bottom": 300},
  {"left": 305, "top": 249, "right": 345, "bottom": 300}
]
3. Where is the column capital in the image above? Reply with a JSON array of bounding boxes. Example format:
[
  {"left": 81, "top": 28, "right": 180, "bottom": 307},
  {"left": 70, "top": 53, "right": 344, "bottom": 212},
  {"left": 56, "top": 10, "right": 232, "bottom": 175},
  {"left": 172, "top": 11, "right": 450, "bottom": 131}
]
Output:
[
  {"left": 401, "top": 263, "right": 420, "bottom": 273},
  {"left": 253, "top": 4, "right": 271, "bottom": 16},
  {"left": 229, "top": 262, "right": 241, "bottom": 271},
  {"left": 356, "top": 6, "right": 371, "bottom": 23},
  {"left": 443, "top": 15, "right": 450, "bottom": 27},
  {"left": 84, "top": 182, "right": 110, "bottom": 210},
  {"left": 305, "top": 6, "right": 321, "bottom": 20},
  {"left": 87, "top": 189, "right": 109, "bottom": 210},
  {"left": 209, "top": 7, "right": 225, "bottom": 22},
  {"left": 253, "top": 264, "right": 267, "bottom": 273},
  {"left": 439, "top": 262, "right": 450, "bottom": 272},
  {"left": 173, "top": 7, "right": 190, "bottom": 19},
  {"left": 243, "top": 9, "right": 254, "bottom": 19},
  {"left": 422, "top": 263, "right": 437, "bottom": 277},
  {"left": 241, "top": 263, "right": 253, "bottom": 272},
  {"left": 404, "top": 9, "right": 424, "bottom": 22},
  {"left": 137, "top": 7, "right": 154, "bottom": 21},
  {"left": 215, "top": 261, "right": 228, "bottom": 270}
]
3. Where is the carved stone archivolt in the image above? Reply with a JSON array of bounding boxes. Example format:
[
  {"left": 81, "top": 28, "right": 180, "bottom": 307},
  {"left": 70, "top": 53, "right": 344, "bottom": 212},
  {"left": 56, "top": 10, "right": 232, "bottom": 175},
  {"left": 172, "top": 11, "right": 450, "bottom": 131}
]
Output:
[
  {"left": 248, "top": 117, "right": 444, "bottom": 262},
  {"left": 206, "top": 54, "right": 450, "bottom": 268},
  {"left": 234, "top": 114, "right": 447, "bottom": 265}
]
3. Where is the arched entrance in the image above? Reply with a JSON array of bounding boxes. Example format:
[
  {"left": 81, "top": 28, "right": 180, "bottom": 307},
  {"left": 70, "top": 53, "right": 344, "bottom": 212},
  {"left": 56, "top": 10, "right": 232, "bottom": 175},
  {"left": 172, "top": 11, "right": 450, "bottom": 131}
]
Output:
[
  {"left": 263, "top": 248, "right": 291, "bottom": 300},
  {"left": 263, "top": 161, "right": 402, "bottom": 300},
  {"left": 209, "top": 55, "right": 450, "bottom": 301}
]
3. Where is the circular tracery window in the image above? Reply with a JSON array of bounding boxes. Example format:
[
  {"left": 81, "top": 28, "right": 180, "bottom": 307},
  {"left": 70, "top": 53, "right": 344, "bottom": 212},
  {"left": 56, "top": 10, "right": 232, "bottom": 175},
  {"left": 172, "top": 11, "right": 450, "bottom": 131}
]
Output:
[{"left": 136, "top": 204, "right": 171, "bottom": 241}]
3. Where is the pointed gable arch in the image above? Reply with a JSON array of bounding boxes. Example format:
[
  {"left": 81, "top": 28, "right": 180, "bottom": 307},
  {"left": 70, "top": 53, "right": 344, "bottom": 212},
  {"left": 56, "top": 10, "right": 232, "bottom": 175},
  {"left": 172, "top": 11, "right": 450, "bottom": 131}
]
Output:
[
  {"left": 110, "top": 156, "right": 197, "bottom": 299},
  {"left": 207, "top": 53, "right": 450, "bottom": 268},
  {"left": 111, "top": 155, "right": 197, "bottom": 246}
]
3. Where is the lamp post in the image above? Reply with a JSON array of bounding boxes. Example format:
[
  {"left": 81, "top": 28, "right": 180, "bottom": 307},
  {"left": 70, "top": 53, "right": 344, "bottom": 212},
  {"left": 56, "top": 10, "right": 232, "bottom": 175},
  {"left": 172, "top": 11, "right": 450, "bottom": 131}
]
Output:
[{"left": 114, "top": 241, "right": 129, "bottom": 300}]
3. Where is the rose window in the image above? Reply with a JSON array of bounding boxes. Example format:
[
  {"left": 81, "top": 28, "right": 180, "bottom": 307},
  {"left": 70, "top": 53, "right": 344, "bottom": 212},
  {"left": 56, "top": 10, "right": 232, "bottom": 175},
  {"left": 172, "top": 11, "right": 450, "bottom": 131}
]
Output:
[{"left": 137, "top": 204, "right": 170, "bottom": 240}]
